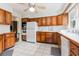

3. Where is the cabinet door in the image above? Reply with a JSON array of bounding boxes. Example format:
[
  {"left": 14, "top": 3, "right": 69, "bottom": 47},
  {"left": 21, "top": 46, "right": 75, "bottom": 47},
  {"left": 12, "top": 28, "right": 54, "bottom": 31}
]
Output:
[
  {"left": 0, "top": 35, "right": 3, "bottom": 54},
  {"left": 22, "top": 18, "right": 28, "bottom": 22},
  {"left": 10, "top": 36, "right": 15, "bottom": 47},
  {"left": 46, "top": 32, "right": 53, "bottom": 43},
  {"left": 46, "top": 17, "right": 51, "bottom": 26},
  {"left": 38, "top": 18, "right": 42, "bottom": 26},
  {"left": 0, "top": 9, "right": 5, "bottom": 24},
  {"left": 5, "top": 36, "right": 11, "bottom": 49},
  {"left": 57, "top": 15, "right": 62, "bottom": 25},
  {"left": 51, "top": 16, "right": 57, "bottom": 26},
  {"left": 42, "top": 17, "right": 46, "bottom": 26},
  {"left": 36, "top": 32, "right": 41, "bottom": 42},
  {"left": 62, "top": 13, "right": 68, "bottom": 26},
  {"left": 32, "top": 18, "right": 38, "bottom": 24},
  {"left": 53, "top": 32, "right": 60, "bottom": 44},
  {"left": 5, "top": 11, "right": 12, "bottom": 25},
  {"left": 5, "top": 33, "right": 16, "bottom": 49},
  {"left": 56, "top": 33, "right": 61, "bottom": 47},
  {"left": 40, "top": 32, "right": 46, "bottom": 42},
  {"left": 70, "top": 42, "right": 79, "bottom": 56}
]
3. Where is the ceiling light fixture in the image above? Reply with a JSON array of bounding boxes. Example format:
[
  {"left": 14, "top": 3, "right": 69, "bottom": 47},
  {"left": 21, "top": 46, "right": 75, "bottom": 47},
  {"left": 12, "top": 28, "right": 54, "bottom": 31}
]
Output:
[{"left": 29, "top": 7, "right": 35, "bottom": 12}]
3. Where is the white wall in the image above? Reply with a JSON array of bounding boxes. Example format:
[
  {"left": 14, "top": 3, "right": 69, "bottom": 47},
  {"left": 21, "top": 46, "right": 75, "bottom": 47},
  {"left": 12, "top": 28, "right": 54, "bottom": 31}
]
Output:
[{"left": 68, "top": 4, "right": 79, "bottom": 29}]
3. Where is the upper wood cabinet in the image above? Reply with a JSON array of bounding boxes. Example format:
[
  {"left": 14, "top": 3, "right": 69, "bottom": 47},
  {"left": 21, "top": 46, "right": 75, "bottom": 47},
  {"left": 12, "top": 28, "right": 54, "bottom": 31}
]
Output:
[
  {"left": 33, "top": 18, "right": 38, "bottom": 23},
  {"left": 0, "top": 8, "right": 12, "bottom": 25},
  {"left": 21, "top": 13, "right": 68, "bottom": 26},
  {"left": 62, "top": 13, "right": 68, "bottom": 26},
  {"left": 0, "top": 9, "right": 5, "bottom": 24},
  {"left": 22, "top": 18, "right": 28, "bottom": 22},
  {"left": 51, "top": 16, "right": 57, "bottom": 25},
  {"left": 46, "top": 17, "right": 51, "bottom": 26},
  {"left": 57, "top": 13, "right": 68, "bottom": 26},
  {"left": 5, "top": 11, "right": 12, "bottom": 25},
  {"left": 57, "top": 15, "right": 63, "bottom": 25},
  {"left": 42, "top": 17, "right": 46, "bottom": 26},
  {"left": 38, "top": 18, "right": 42, "bottom": 26}
]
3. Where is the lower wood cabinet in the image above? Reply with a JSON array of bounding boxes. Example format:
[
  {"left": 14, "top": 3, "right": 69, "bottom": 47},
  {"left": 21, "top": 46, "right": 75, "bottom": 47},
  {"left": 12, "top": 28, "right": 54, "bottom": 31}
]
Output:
[
  {"left": 36, "top": 32, "right": 60, "bottom": 44},
  {"left": 40, "top": 32, "right": 46, "bottom": 43},
  {"left": 46, "top": 32, "right": 53, "bottom": 43},
  {"left": 70, "top": 41, "right": 79, "bottom": 56},
  {"left": 4, "top": 32, "right": 16, "bottom": 49},
  {"left": 0, "top": 35, "right": 4, "bottom": 54}
]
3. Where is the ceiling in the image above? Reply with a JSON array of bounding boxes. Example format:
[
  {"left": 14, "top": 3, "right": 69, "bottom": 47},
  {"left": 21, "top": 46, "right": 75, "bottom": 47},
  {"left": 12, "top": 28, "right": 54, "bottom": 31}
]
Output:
[{"left": 10, "top": 3, "right": 69, "bottom": 18}]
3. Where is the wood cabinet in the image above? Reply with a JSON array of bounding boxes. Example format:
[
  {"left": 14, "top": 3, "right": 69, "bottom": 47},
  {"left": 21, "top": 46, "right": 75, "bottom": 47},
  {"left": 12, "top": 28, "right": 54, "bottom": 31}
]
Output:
[
  {"left": 4, "top": 32, "right": 16, "bottom": 49},
  {"left": 51, "top": 16, "right": 57, "bottom": 25},
  {"left": 0, "top": 35, "right": 4, "bottom": 54},
  {"left": 36, "top": 32, "right": 60, "bottom": 44},
  {"left": 21, "top": 13, "right": 68, "bottom": 26},
  {"left": 42, "top": 17, "right": 46, "bottom": 26},
  {"left": 0, "top": 9, "right": 5, "bottom": 24},
  {"left": 57, "top": 33, "right": 61, "bottom": 49},
  {"left": 38, "top": 18, "right": 42, "bottom": 26},
  {"left": 62, "top": 13, "right": 68, "bottom": 26},
  {"left": 70, "top": 41, "right": 79, "bottom": 56},
  {"left": 40, "top": 32, "right": 46, "bottom": 43},
  {"left": 0, "top": 8, "right": 12, "bottom": 25},
  {"left": 52, "top": 32, "right": 59, "bottom": 44},
  {"left": 57, "top": 15, "right": 62, "bottom": 25},
  {"left": 46, "top": 17, "right": 51, "bottom": 26},
  {"left": 5, "top": 11, "right": 12, "bottom": 25},
  {"left": 45, "top": 32, "right": 53, "bottom": 43},
  {"left": 22, "top": 18, "right": 28, "bottom": 22}
]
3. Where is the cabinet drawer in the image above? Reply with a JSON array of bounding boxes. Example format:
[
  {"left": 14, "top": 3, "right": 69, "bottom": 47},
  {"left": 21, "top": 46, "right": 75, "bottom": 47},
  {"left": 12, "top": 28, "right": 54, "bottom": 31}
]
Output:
[{"left": 70, "top": 42, "right": 79, "bottom": 55}]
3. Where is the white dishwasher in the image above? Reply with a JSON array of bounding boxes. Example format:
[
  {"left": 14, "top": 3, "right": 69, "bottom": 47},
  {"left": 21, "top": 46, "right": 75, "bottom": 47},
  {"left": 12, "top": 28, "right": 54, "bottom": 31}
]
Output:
[{"left": 61, "top": 36, "right": 70, "bottom": 56}]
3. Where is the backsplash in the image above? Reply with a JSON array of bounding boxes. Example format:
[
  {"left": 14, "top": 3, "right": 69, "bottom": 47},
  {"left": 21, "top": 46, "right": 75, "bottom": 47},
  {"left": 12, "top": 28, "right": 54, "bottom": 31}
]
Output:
[
  {"left": 38, "top": 26, "right": 66, "bottom": 32},
  {"left": 0, "top": 25, "right": 10, "bottom": 34}
]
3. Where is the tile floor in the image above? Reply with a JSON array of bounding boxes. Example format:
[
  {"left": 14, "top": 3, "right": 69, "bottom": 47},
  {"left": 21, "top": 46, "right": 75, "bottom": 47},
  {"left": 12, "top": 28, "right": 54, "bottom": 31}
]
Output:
[{"left": 12, "top": 41, "right": 61, "bottom": 56}]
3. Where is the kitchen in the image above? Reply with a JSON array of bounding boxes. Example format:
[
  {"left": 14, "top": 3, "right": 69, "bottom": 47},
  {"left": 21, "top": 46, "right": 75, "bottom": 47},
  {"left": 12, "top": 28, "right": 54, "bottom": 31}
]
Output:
[{"left": 0, "top": 3, "right": 79, "bottom": 56}]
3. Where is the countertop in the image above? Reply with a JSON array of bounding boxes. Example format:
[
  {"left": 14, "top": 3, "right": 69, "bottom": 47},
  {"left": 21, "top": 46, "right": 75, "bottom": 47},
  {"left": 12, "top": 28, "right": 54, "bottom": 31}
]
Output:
[{"left": 59, "top": 30, "right": 79, "bottom": 44}]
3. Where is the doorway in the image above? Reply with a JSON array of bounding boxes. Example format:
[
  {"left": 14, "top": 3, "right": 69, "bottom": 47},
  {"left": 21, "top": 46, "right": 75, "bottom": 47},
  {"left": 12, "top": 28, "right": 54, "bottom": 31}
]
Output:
[{"left": 10, "top": 21, "right": 19, "bottom": 42}]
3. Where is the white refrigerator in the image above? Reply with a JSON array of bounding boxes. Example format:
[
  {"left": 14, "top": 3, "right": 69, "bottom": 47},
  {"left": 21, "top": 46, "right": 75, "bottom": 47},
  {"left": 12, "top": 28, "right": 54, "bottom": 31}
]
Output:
[{"left": 27, "top": 22, "right": 38, "bottom": 43}]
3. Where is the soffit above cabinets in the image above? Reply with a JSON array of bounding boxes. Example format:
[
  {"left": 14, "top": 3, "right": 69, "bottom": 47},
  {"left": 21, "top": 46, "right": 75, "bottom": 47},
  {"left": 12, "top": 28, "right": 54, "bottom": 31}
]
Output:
[{"left": 10, "top": 3, "right": 69, "bottom": 18}]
